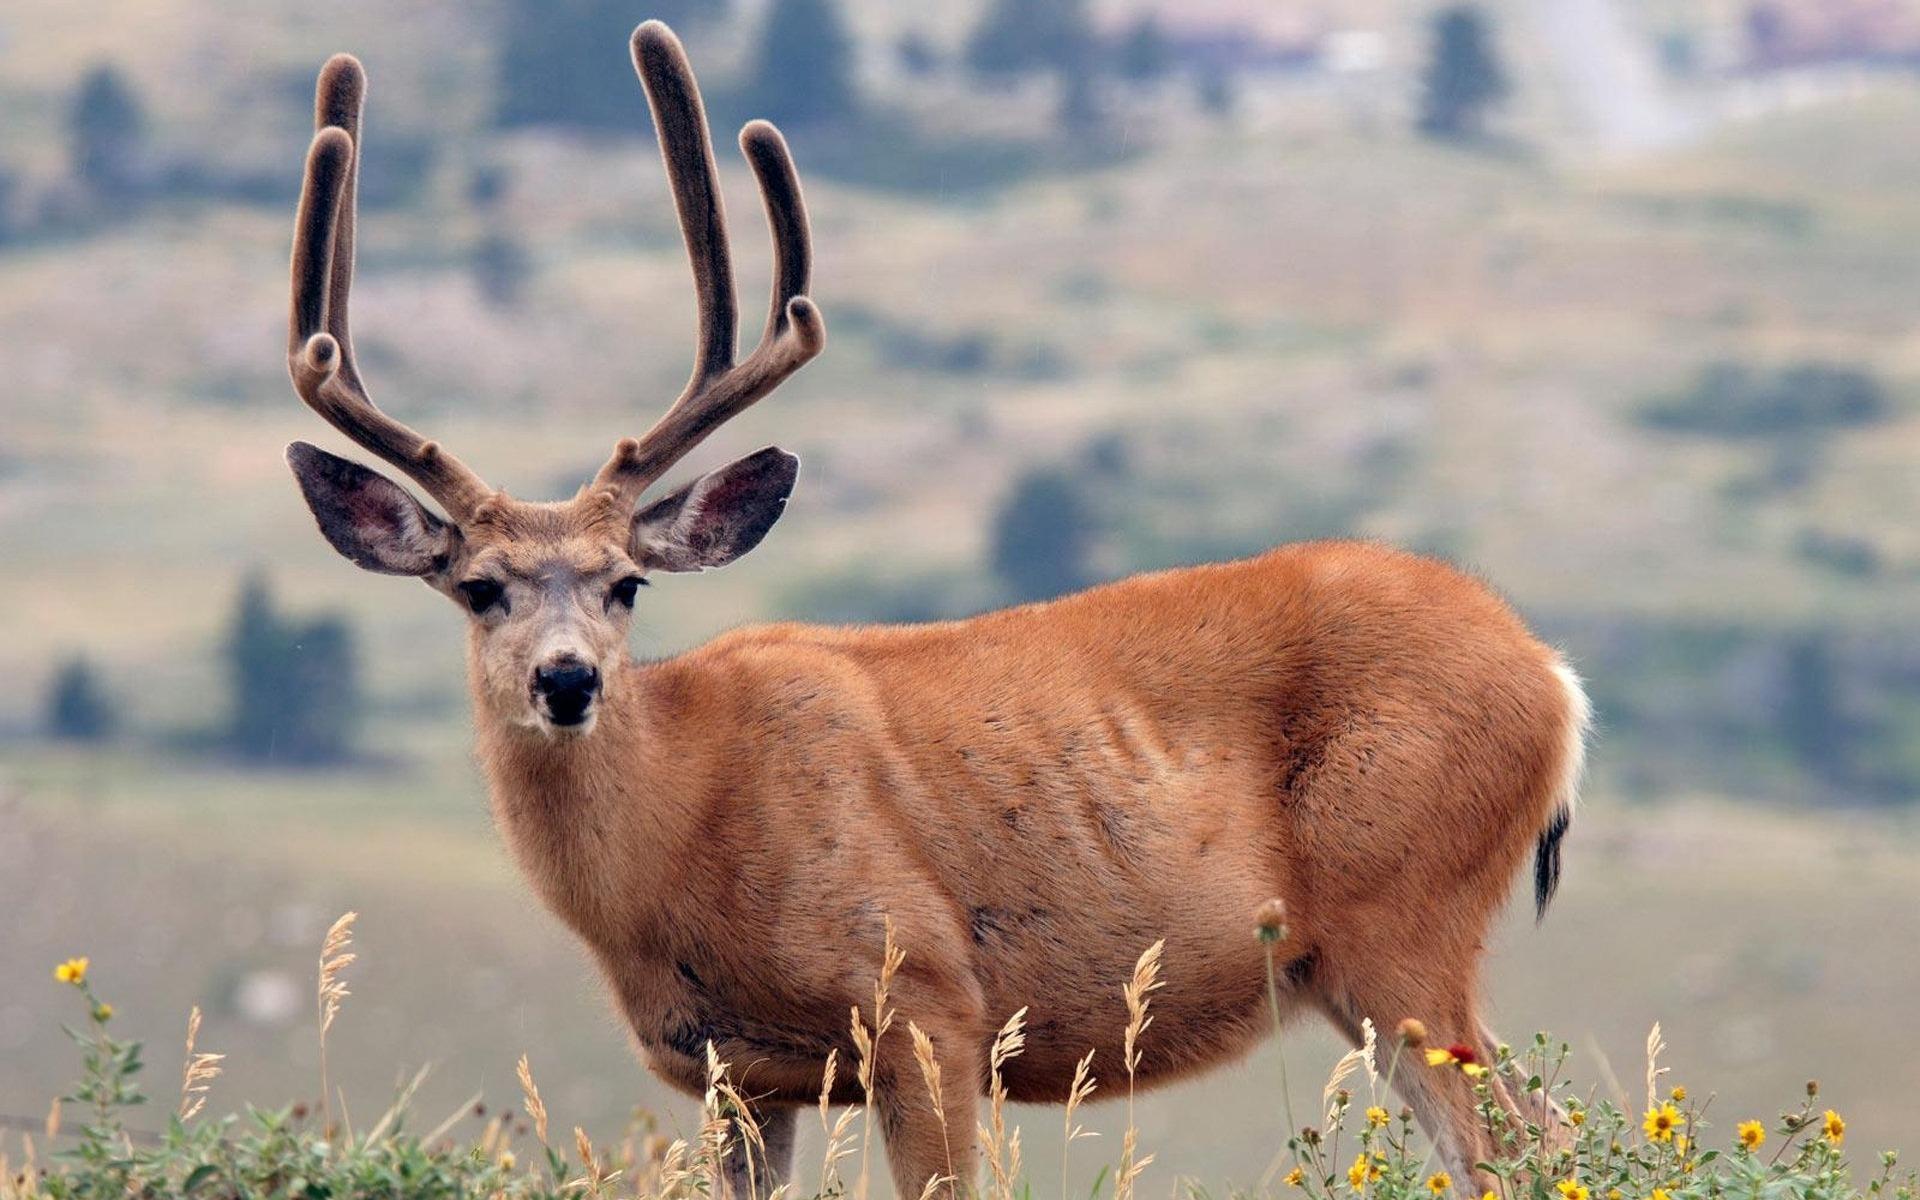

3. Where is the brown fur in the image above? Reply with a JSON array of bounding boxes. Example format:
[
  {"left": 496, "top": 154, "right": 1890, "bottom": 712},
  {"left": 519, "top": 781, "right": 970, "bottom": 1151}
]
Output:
[
  {"left": 473, "top": 538, "right": 1585, "bottom": 1197},
  {"left": 281, "top": 23, "right": 1589, "bottom": 1198}
]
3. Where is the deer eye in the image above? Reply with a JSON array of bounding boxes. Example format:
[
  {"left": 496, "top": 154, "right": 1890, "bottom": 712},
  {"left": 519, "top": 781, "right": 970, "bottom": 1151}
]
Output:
[
  {"left": 609, "top": 575, "right": 647, "bottom": 609},
  {"left": 457, "top": 578, "right": 506, "bottom": 615}
]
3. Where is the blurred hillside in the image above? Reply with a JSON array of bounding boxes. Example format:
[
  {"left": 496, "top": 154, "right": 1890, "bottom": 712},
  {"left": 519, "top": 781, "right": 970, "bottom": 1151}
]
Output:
[
  {"left": 6, "top": 0, "right": 1920, "bottom": 800},
  {"left": 4, "top": 0, "right": 1920, "bottom": 1175}
]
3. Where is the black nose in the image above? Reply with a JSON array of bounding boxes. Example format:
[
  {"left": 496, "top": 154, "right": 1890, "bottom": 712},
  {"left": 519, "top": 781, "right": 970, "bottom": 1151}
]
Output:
[{"left": 532, "top": 660, "right": 600, "bottom": 725}]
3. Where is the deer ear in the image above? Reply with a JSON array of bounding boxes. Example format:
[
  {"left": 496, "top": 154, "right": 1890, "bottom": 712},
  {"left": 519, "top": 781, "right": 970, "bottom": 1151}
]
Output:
[
  {"left": 630, "top": 447, "right": 798, "bottom": 573},
  {"left": 287, "top": 441, "right": 457, "bottom": 577}
]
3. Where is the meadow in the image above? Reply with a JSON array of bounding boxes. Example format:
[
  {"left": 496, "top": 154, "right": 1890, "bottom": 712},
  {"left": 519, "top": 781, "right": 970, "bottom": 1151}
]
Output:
[
  {"left": 3, "top": 795, "right": 1917, "bottom": 1197},
  {"left": 6, "top": 0, "right": 1920, "bottom": 1192}
]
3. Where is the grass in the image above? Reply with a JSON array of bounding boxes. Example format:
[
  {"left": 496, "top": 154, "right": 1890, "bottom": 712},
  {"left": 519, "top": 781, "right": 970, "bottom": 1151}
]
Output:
[
  {"left": 8, "top": 763, "right": 1920, "bottom": 1169},
  {"left": 5, "top": 911, "right": 1914, "bottom": 1200}
]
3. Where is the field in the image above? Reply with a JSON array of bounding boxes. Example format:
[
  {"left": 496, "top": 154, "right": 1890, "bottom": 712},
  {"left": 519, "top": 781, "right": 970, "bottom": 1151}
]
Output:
[
  {"left": 5, "top": 0, "right": 1920, "bottom": 1192},
  {"left": 7, "top": 757, "right": 1920, "bottom": 1175}
]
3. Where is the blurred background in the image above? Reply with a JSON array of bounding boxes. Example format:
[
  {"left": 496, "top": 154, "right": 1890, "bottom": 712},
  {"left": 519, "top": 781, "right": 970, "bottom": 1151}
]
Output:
[{"left": 4, "top": 0, "right": 1920, "bottom": 1180}]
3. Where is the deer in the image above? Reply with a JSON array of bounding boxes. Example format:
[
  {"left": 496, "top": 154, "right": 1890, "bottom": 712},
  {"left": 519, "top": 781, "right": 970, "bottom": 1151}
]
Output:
[{"left": 281, "top": 20, "right": 1589, "bottom": 1200}]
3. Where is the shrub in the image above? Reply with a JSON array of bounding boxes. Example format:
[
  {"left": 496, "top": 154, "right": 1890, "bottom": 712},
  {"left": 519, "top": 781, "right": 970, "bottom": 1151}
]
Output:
[
  {"left": 43, "top": 656, "right": 117, "bottom": 743},
  {"left": 225, "top": 573, "right": 362, "bottom": 765},
  {"left": 1641, "top": 361, "right": 1890, "bottom": 438},
  {"left": 1114, "top": 16, "right": 1174, "bottom": 85},
  {"left": 68, "top": 64, "right": 151, "bottom": 201},
  {"left": 990, "top": 467, "right": 1100, "bottom": 602}
]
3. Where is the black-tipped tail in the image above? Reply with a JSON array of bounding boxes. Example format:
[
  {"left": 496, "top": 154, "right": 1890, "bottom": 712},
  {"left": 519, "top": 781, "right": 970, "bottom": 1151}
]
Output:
[{"left": 1533, "top": 805, "right": 1571, "bottom": 921}]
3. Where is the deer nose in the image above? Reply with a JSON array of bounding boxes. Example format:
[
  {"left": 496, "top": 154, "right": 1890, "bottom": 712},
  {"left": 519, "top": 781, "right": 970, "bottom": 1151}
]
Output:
[{"left": 532, "top": 659, "right": 600, "bottom": 725}]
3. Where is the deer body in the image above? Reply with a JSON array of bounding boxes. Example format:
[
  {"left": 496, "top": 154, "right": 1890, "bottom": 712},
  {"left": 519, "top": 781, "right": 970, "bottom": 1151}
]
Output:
[
  {"left": 479, "top": 540, "right": 1585, "bottom": 1184},
  {"left": 280, "top": 23, "right": 1585, "bottom": 1198}
]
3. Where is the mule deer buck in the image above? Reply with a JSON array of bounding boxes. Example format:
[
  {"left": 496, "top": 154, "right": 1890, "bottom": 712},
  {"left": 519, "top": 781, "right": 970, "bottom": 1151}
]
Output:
[{"left": 283, "top": 21, "right": 1588, "bottom": 1199}]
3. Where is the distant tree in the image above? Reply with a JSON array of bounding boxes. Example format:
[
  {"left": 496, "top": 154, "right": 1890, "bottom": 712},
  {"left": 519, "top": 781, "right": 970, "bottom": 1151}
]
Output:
[
  {"left": 1058, "top": 50, "right": 1105, "bottom": 133},
  {"left": 896, "top": 30, "right": 942, "bottom": 78},
  {"left": 44, "top": 656, "right": 117, "bottom": 743},
  {"left": 1744, "top": 2, "right": 1790, "bottom": 67},
  {"left": 472, "top": 230, "right": 532, "bottom": 308},
  {"left": 1416, "top": 5, "right": 1510, "bottom": 140},
  {"left": 1782, "top": 633, "right": 1851, "bottom": 785},
  {"left": 68, "top": 63, "right": 149, "bottom": 198},
  {"left": 740, "top": 0, "right": 860, "bottom": 127},
  {"left": 965, "top": 0, "right": 1096, "bottom": 80},
  {"left": 1115, "top": 15, "right": 1174, "bottom": 85},
  {"left": 468, "top": 164, "right": 510, "bottom": 211},
  {"left": 0, "top": 164, "right": 19, "bottom": 245},
  {"left": 495, "top": 0, "right": 726, "bottom": 131},
  {"left": 990, "top": 467, "right": 1099, "bottom": 602},
  {"left": 1194, "top": 63, "right": 1238, "bottom": 117},
  {"left": 226, "top": 573, "right": 362, "bottom": 765}
]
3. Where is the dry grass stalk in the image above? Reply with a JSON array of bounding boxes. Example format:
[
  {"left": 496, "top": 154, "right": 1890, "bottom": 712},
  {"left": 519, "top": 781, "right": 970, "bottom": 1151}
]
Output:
[
  {"left": 315, "top": 911, "right": 357, "bottom": 1140},
  {"left": 516, "top": 1054, "right": 550, "bottom": 1147},
  {"left": 364, "top": 1065, "right": 431, "bottom": 1147},
  {"left": 1061, "top": 1049, "right": 1098, "bottom": 1200},
  {"left": 42, "top": 1099, "right": 59, "bottom": 1141},
  {"left": 852, "top": 915, "right": 905, "bottom": 1200},
  {"left": 1116, "top": 941, "right": 1165, "bottom": 1200},
  {"left": 695, "top": 1048, "right": 734, "bottom": 1189},
  {"left": 1644, "top": 1022, "right": 1667, "bottom": 1113},
  {"left": 570, "top": 1125, "right": 621, "bottom": 1195},
  {"left": 908, "top": 1020, "right": 955, "bottom": 1183},
  {"left": 477, "top": 1114, "right": 505, "bottom": 1161},
  {"left": 703, "top": 1043, "right": 766, "bottom": 1200},
  {"left": 1328, "top": 1021, "right": 1374, "bottom": 1121},
  {"left": 178, "top": 1006, "right": 225, "bottom": 1121},
  {"left": 817, "top": 1050, "right": 860, "bottom": 1197},
  {"left": 916, "top": 1171, "right": 954, "bottom": 1200},
  {"left": 976, "top": 1007, "right": 1028, "bottom": 1200},
  {"left": 420, "top": 1090, "right": 483, "bottom": 1150}
]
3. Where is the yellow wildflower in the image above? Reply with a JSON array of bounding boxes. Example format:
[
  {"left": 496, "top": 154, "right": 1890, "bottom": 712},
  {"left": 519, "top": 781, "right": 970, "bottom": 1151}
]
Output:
[
  {"left": 1823, "top": 1110, "right": 1845, "bottom": 1145},
  {"left": 498, "top": 1150, "right": 516, "bottom": 1171},
  {"left": 1652, "top": 1190, "right": 1671, "bottom": 1200},
  {"left": 92, "top": 1003, "right": 113, "bottom": 1022},
  {"left": 1461, "top": 1062, "right": 1489, "bottom": 1078},
  {"left": 54, "top": 957, "right": 88, "bottom": 985},
  {"left": 1366, "top": 1106, "right": 1390, "bottom": 1128},
  {"left": 1737, "top": 1120, "right": 1765, "bottom": 1151},
  {"left": 1425, "top": 1048, "right": 1453, "bottom": 1067},
  {"left": 1285, "top": 1167, "right": 1306, "bottom": 1188},
  {"left": 1555, "top": 1182, "right": 1588, "bottom": 1200},
  {"left": 1427, "top": 1173, "right": 1452, "bottom": 1195},
  {"left": 1606, "top": 1190, "right": 1622, "bottom": 1200},
  {"left": 1348, "top": 1154, "right": 1382, "bottom": 1189},
  {"left": 1644, "top": 1101, "right": 1682, "bottom": 1143},
  {"left": 1670, "top": 1085, "right": 1687, "bottom": 1102},
  {"left": 1569, "top": 1108, "right": 1586, "bottom": 1128}
]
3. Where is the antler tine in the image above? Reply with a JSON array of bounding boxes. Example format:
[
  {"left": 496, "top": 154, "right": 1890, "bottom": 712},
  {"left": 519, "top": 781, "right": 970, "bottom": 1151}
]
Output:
[
  {"left": 591, "top": 21, "right": 826, "bottom": 505},
  {"left": 288, "top": 55, "right": 492, "bottom": 521}
]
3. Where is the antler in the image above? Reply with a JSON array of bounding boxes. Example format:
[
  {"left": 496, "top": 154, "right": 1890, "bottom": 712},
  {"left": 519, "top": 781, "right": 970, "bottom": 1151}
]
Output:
[
  {"left": 288, "top": 55, "right": 493, "bottom": 521},
  {"left": 589, "top": 20, "right": 825, "bottom": 507}
]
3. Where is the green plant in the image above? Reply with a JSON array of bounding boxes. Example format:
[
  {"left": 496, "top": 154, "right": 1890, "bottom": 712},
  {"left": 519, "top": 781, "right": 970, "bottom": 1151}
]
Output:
[{"left": 8, "top": 915, "right": 1913, "bottom": 1200}]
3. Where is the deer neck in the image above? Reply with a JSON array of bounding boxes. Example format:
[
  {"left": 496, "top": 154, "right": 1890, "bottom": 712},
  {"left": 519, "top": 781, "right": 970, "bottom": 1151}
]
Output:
[{"left": 469, "top": 653, "right": 703, "bottom": 947}]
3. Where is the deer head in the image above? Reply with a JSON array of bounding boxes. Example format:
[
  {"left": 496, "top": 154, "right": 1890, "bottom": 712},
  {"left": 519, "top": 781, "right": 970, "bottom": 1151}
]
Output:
[{"left": 284, "top": 22, "right": 823, "bottom": 735}]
